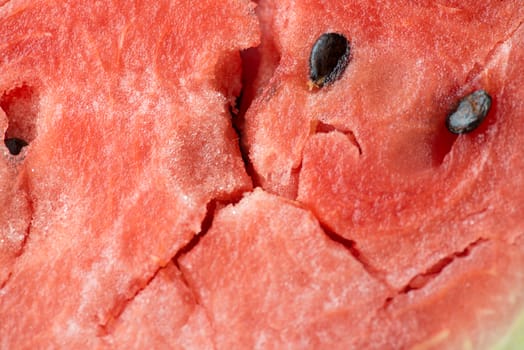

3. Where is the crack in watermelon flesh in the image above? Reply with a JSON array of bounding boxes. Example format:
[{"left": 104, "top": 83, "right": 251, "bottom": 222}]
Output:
[{"left": 1, "top": 0, "right": 524, "bottom": 349}]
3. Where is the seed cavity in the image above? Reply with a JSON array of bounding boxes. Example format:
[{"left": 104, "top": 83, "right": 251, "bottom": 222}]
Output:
[
  {"left": 1, "top": 84, "right": 39, "bottom": 157},
  {"left": 4, "top": 138, "right": 28, "bottom": 155},
  {"left": 446, "top": 90, "right": 492, "bottom": 134},
  {"left": 308, "top": 33, "right": 350, "bottom": 89}
]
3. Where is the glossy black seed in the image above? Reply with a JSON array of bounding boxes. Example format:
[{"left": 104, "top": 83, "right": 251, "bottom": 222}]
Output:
[
  {"left": 309, "top": 33, "right": 350, "bottom": 89},
  {"left": 446, "top": 90, "right": 492, "bottom": 134},
  {"left": 4, "top": 138, "right": 28, "bottom": 155}
]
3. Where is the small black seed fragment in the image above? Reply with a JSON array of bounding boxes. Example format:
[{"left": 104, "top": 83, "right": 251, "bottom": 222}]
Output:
[
  {"left": 4, "top": 138, "right": 28, "bottom": 155},
  {"left": 308, "top": 32, "right": 350, "bottom": 89},
  {"left": 446, "top": 90, "right": 492, "bottom": 134}
]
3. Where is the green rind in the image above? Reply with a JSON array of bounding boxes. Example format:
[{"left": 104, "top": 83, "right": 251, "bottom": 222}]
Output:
[{"left": 492, "top": 307, "right": 524, "bottom": 350}]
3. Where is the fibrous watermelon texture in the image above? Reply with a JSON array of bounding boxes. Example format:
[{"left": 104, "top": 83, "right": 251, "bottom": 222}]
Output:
[
  {"left": 240, "top": 0, "right": 524, "bottom": 348},
  {"left": 0, "top": 0, "right": 258, "bottom": 347},
  {"left": 1, "top": 0, "right": 524, "bottom": 349}
]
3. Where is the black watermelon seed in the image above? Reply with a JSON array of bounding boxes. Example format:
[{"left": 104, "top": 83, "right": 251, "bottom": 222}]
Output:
[
  {"left": 4, "top": 138, "right": 28, "bottom": 155},
  {"left": 446, "top": 90, "right": 492, "bottom": 134},
  {"left": 309, "top": 32, "right": 350, "bottom": 89}
]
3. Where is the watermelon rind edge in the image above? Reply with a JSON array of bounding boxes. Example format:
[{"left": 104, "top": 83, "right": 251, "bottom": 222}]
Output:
[{"left": 491, "top": 307, "right": 524, "bottom": 350}]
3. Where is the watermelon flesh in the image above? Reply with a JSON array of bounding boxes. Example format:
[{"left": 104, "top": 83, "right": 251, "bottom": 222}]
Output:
[
  {"left": 179, "top": 189, "right": 391, "bottom": 349},
  {"left": 1, "top": 0, "right": 524, "bottom": 349},
  {"left": 0, "top": 0, "right": 258, "bottom": 347},
  {"left": 375, "top": 239, "right": 524, "bottom": 349},
  {"left": 242, "top": 0, "right": 524, "bottom": 302},
  {"left": 107, "top": 262, "right": 215, "bottom": 349},
  {"left": 240, "top": 0, "right": 524, "bottom": 346},
  {"left": 243, "top": 0, "right": 524, "bottom": 195}
]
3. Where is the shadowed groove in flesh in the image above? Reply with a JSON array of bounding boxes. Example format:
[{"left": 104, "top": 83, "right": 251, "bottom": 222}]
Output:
[
  {"left": 235, "top": 2, "right": 284, "bottom": 187},
  {"left": 0, "top": 272, "right": 12, "bottom": 290},
  {"left": 173, "top": 200, "right": 217, "bottom": 269},
  {"left": 97, "top": 266, "right": 164, "bottom": 336},
  {"left": 230, "top": 102, "right": 261, "bottom": 189},
  {"left": 97, "top": 201, "right": 218, "bottom": 336},
  {"left": 400, "top": 237, "right": 488, "bottom": 294},
  {"left": 381, "top": 237, "right": 489, "bottom": 310},
  {"left": 233, "top": 47, "right": 271, "bottom": 190},
  {"left": 98, "top": 204, "right": 216, "bottom": 336},
  {"left": 318, "top": 222, "right": 393, "bottom": 291},
  {"left": 97, "top": 193, "right": 247, "bottom": 337},
  {"left": 314, "top": 120, "right": 362, "bottom": 155}
]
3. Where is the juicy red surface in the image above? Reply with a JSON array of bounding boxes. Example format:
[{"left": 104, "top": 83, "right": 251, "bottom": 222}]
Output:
[
  {"left": 1, "top": 0, "right": 524, "bottom": 349},
  {"left": 107, "top": 262, "right": 215, "bottom": 349},
  {"left": 364, "top": 240, "right": 524, "bottom": 349},
  {"left": 180, "top": 189, "right": 390, "bottom": 349},
  {"left": 0, "top": 0, "right": 258, "bottom": 347},
  {"left": 243, "top": 0, "right": 524, "bottom": 197},
  {"left": 297, "top": 22, "right": 524, "bottom": 289},
  {"left": 241, "top": 0, "right": 524, "bottom": 348}
]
